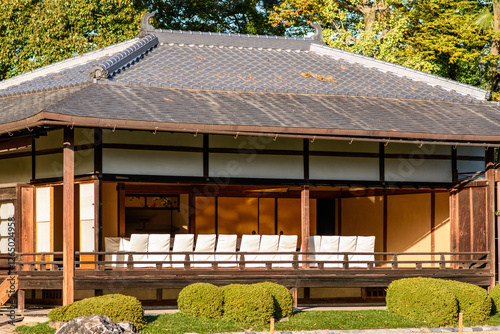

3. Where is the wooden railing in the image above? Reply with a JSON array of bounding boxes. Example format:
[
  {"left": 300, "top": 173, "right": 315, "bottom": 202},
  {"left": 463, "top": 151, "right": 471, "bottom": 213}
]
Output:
[{"left": 13, "top": 251, "right": 490, "bottom": 272}]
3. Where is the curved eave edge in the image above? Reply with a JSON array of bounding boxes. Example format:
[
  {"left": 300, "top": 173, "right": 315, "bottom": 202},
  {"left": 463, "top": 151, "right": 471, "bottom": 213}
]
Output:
[
  {"left": 1, "top": 112, "right": 500, "bottom": 147},
  {"left": 310, "top": 44, "right": 489, "bottom": 101}
]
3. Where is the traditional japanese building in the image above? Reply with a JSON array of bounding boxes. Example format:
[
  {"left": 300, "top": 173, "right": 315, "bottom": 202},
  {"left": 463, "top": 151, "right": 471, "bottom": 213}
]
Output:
[{"left": 0, "top": 14, "right": 499, "bottom": 307}]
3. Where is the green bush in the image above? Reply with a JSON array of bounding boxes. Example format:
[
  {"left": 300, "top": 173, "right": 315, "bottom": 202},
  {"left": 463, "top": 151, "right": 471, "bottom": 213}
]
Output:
[
  {"left": 442, "top": 280, "right": 491, "bottom": 322},
  {"left": 222, "top": 284, "right": 274, "bottom": 325},
  {"left": 489, "top": 285, "right": 500, "bottom": 314},
  {"left": 177, "top": 283, "right": 224, "bottom": 319},
  {"left": 47, "top": 294, "right": 145, "bottom": 329},
  {"left": 254, "top": 282, "right": 293, "bottom": 318},
  {"left": 386, "top": 277, "right": 458, "bottom": 326}
]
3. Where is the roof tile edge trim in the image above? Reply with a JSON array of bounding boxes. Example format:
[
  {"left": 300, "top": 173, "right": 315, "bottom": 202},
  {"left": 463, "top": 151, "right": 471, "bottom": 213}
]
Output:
[
  {"left": 89, "top": 34, "right": 159, "bottom": 79},
  {"left": 150, "top": 28, "right": 310, "bottom": 41},
  {"left": 310, "top": 43, "right": 489, "bottom": 101},
  {"left": 0, "top": 38, "right": 140, "bottom": 91}
]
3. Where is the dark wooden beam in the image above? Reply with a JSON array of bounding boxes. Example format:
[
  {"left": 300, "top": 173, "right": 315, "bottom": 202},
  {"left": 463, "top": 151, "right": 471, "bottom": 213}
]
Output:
[
  {"left": 303, "top": 139, "right": 309, "bottom": 181},
  {"left": 203, "top": 134, "right": 209, "bottom": 179},
  {"left": 94, "top": 128, "right": 103, "bottom": 175},
  {"left": 63, "top": 127, "right": 75, "bottom": 305},
  {"left": 379, "top": 142, "right": 385, "bottom": 183},
  {"left": 31, "top": 137, "right": 36, "bottom": 181},
  {"left": 118, "top": 184, "right": 126, "bottom": 237}
]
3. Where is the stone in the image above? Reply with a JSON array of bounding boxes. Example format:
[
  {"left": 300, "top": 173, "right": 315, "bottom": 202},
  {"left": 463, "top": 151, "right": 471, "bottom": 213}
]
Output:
[{"left": 55, "top": 315, "right": 139, "bottom": 334}]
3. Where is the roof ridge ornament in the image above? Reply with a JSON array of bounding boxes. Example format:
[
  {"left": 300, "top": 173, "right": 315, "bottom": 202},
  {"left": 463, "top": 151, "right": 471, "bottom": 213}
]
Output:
[
  {"left": 309, "top": 23, "right": 324, "bottom": 45},
  {"left": 139, "top": 13, "right": 156, "bottom": 38},
  {"left": 89, "top": 34, "right": 159, "bottom": 80}
]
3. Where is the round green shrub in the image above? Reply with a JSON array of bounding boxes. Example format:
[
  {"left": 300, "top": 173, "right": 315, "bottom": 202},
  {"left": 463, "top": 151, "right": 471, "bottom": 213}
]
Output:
[
  {"left": 254, "top": 282, "right": 293, "bottom": 318},
  {"left": 47, "top": 294, "right": 145, "bottom": 329},
  {"left": 442, "top": 280, "right": 491, "bottom": 322},
  {"left": 222, "top": 284, "right": 274, "bottom": 325},
  {"left": 177, "top": 283, "right": 223, "bottom": 319},
  {"left": 386, "top": 277, "right": 458, "bottom": 326},
  {"left": 489, "top": 285, "right": 500, "bottom": 314}
]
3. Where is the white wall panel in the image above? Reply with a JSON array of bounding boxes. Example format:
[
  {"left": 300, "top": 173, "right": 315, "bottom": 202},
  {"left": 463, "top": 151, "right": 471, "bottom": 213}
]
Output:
[
  {"left": 75, "top": 149, "right": 94, "bottom": 175},
  {"left": 35, "top": 129, "right": 62, "bottom": 150},
  {"left": 457, "top": 146, "right": 486, "bottom": 157},
  {"left": 0, "top": 156, "right": 31, "bottom": 184},
  {"left": 36, "top": 154, "right": 63, "bottom": 179},
  {"left": 80, "top": 219, "right": 95, "bottom": 252},
  {"left": 80, "top": 183, "right": 94, "bottom": 220},
  {"left": 103, "top": 149, "right": 203, "bottom": 176},
  {"left": 0, "top": 203, "right": 14, "bottom": 219},
  {"left": 385, "top": 159, "right": 451, "bottom": 182},
  {"left": 36, "top": 221, "right": 51, "bottom": 252},
  {"left": 210, "top": 153, "right": 303, "bottom": 179},
  {"left": 310, "top": 156, "right": 379, "bottom": 181}
]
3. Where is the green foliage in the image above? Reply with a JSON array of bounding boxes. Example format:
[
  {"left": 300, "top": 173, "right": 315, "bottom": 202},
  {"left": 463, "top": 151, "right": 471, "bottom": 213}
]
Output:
[
  {"left": 490, "top": 285, "right": 500, "bottom": 314},
  {"left": 254, "top": 282, "right": 294, "bottom": 318},
  {"left": 134, "top": 0, "right": 285, "bottom": 35},
  {"left": 222, "top": 283, "right": 274, "bottom": 325},
  {"left": 14, "top": 322, "right": 55, "bottom": 334},
  {"left": 177, "top": 283, "right": 224, "bottom": 319},
  {"left": 386, "top": 277, "right": 458, "bottom": 326},
  {"left": 0, "top": 0, "right": 143, "bottom": 80},
  {"left": 269, "top": 0, "right": 499, "bottom": 92},
  {"left": 442, "top": 279, "right": 491, "bottom": 322},
  {"left": 47, "top": 294, "right": 146, "bottom": 330}
]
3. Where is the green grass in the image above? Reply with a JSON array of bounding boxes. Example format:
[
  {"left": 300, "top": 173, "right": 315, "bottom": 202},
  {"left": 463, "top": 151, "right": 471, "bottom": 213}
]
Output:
[
  {"left": 15, "top": 310, "right": 500, "bottom": 334},
  {"left": 14, "top": 322, "right": 55, "bottom": 334}
]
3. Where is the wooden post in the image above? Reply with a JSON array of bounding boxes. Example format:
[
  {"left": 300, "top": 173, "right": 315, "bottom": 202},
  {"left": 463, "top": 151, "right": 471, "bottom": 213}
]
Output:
[
  {"left": 118, "top": 184, "right": 126, "bottom": 237},
  {"left": 63, "top": 127, "right": 75, "bottom": 305},
  {"left": 458, "top": 312, "right": 463, "bottom": 333},
  {"left": 270, "top": 317, "right": 275, "bottom": 334},
  {"left": 301, "top": 185, "right": 310, "bottom": 269},
  {"left": 290, "top": 287, "right": 297, "bottom": 308},
  {"left": 485, "top": 148, "right": 496, "bottom": 287},
  {"left": 94, "top": 179, "right": 102, "bottom": 270},
  {"left": 17, "top": 290, "right": 25, "bottom": 311}
]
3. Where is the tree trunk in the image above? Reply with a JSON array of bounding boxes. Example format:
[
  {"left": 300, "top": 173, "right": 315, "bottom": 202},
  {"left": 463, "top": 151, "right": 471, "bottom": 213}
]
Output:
[{"left": 493, "top": 1, "right": 500, "bottom": 56}]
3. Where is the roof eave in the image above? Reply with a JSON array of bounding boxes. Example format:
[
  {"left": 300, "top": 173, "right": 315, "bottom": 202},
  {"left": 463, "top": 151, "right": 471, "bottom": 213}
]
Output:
[{"left": 2, "top": 112, "right": 500, "bottom": 147}]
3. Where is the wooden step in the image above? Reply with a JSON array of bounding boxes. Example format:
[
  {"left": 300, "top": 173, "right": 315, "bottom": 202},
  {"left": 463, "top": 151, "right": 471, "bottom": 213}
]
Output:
[{"left": 0, "top": 276, "right": 17, "bottom": 306}]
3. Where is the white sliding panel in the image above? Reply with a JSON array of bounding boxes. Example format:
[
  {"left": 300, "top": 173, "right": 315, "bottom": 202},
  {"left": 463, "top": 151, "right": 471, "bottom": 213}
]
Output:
[
  {"left": 80, "top": 183, "right": 95, "bottom": 252},
  {"left": 0, "top": 203, "right": 14, "bottom": 253},
  {"left": 36, "top": 187, "right": 51, "bottom": 252}
]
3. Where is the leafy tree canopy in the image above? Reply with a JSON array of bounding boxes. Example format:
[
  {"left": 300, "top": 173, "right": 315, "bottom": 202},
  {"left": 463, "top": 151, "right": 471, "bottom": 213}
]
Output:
[
  {"left": 133, "top": 0, "right": 285, "bottom": 35},
  {"left": 0, "top": 0, "right": 142, "bottom": 80},
  {"left": 270, "top": 0, "right": 499, "bottom": 91}
]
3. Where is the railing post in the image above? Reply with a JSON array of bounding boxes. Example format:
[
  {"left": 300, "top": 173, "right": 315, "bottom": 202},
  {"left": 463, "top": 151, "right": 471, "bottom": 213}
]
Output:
[
  {"left": 416, "top": 262, "right": 422, "bottom": 270},
  {"left": 212, "top": 261, "right": 218, "bottom": 270},
  {"left": 127, "top": 254, "right": 134, "bottom": 270},
  {"left": 343, "top": 254, "right": 349, "bottom": 270},
  {"left": 239, "top": 254, "right": 245, "bottom": 270},
  {"left": 391, "top": 254, "right": 398, "bottom": 270},
  {"left": 293, "top": 253, "right": 298, "bottom": 270},
  {"left": 15, "top": 254, "right": 21, "bottom": 272},
  {"left": 368, "top": 260, "right": 374, "bottom": 270},
  {"left": 184, "top": 254, "right": 190, "bottom": 270},
  {"left": 156, "top": 263, "right": 162, "bottom": 270},
  {"left": 40, "top": 254, "right": 46, "bottom": 271},
  {"left": 439, "top": 254, "right": 446, "bottom": 269}
]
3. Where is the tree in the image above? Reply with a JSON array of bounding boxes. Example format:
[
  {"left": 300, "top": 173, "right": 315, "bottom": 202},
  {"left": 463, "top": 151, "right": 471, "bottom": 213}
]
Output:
[
  {"left": 0, "top": 0, "right": 142, "bottom": 80},
  {"left": 133, "top": 0, "right": 285, "bottom": 35},
  {"left": 270, "top": 0, "right": 498, "bottom": 91}
]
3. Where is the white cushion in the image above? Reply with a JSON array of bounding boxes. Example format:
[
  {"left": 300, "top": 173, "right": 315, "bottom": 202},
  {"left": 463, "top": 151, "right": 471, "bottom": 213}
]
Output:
[
  {"left": 104, "top": 237, "right": 121, "bottom": 268},
  {"left": 351, "top": 236, "right": 375, "bottom": 268},
  {"left": 172, "top": 234, "right": 194, "bottom": 268},
  {"left": 215, "top": 234, "right": 237, "bottom": 267},
  {"left": 307, "top": 235, "right": 322, "bottom": 267},
  {"left": 194, "top": 234, "right": 216, "bottom": 267},
  {"left": 318, "top": 235, "right": 340, "bottom": 268},
  {"left": 147, "top": 234, "right": 171, "bottom": 267},
  {"left": 129, "top": 234, "right": 149, "bottom": 268},
  {"left": 239, "top": 234, "right": 261, "bottom": 266},
  {"left": 274, "top": 235, "right": 298, "bottom": 268},
  {"left": 338, "top": 236, "right": 357, "bottom": 267},
  {"left": 252, "top": 235, "right": 279, "bottom": 268}
]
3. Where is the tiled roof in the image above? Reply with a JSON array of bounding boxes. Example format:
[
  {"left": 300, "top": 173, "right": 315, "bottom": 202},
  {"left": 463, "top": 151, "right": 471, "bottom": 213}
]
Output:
[
  {"left": 105, "top": 42, "right": 483, "bottom": 103},
  {"left": 38, "top": 84, "right": 500, "bottom": 137}
]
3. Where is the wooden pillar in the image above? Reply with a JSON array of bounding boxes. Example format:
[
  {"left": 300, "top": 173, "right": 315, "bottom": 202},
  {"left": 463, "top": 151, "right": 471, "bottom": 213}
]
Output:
[
  {"left": 301, "top": 185, "right": 310, "bottom": 269},
  {"left": 17, "top": 290, "right": 25, "bottom": 311},
  {"left": 189, "top": 194, "right": 196, "bottom": 234},
  {"left": 63, "top": 127, "right": 75, "bottom": 305},
  {"left": 486, "top": 148, "right": 496, "bottom": 287},
  {"left": 118, "top": 184, "right": 126, "bottom": 237}
]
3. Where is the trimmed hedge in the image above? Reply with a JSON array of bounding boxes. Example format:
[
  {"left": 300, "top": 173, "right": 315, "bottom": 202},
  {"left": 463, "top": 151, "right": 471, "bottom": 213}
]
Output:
[
  {"left": 47, "top": 294, "right": 146, "bottom": 329},
  {"left": 254, "top": 282, "right": 293, "bottom": 318},
  {"left": 222, "top": 284, "right": 274, "bottom": 325},
  {"left": 387, "top": 278, "right": 492, "bottom": 326},
  {"left": 442, "top": 280, "right": 491, "bottom": 322},
  {"left": 177, "top": 283, "right": 224, "bottom": 319},
  {"left": 386, "top": 277, "right": 458, "bottom": 326},
  {"left": 490, "top": 285, "right": 500, "bottom": 314}
]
